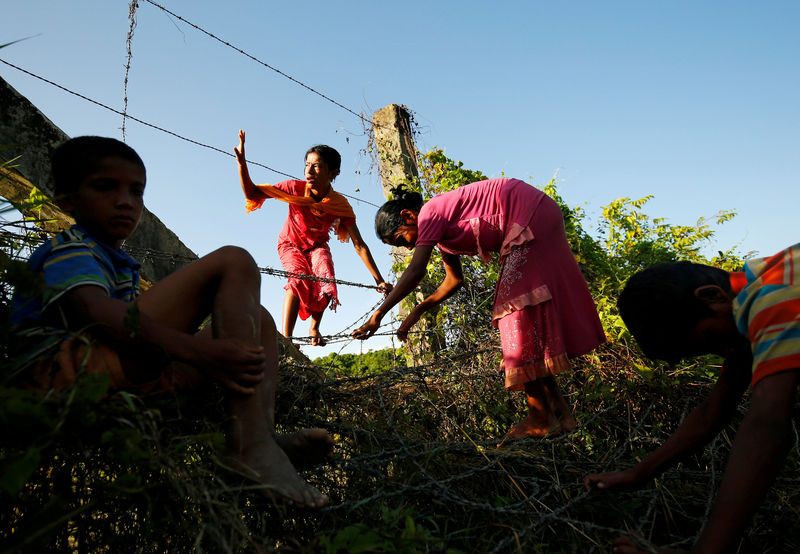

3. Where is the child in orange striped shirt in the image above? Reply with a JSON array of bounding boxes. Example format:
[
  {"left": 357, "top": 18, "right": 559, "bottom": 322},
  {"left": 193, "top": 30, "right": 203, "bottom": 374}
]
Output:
[{"left": 584, "top": 244, "right": 800, "bottom": 553}]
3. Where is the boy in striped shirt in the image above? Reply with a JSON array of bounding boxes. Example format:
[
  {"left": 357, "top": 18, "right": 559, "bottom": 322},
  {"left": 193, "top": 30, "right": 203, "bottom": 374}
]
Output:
[
  {"left": 584, "top": 246, "right": 800, "bottom": 553},
  {"left": 10, "top": 136, "right": 330, "bottom": 508}
]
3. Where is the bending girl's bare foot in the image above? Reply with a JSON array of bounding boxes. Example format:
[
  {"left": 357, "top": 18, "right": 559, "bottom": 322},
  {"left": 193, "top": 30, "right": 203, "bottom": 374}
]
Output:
[
  {"left": 234, "top": 438, "right": 329, "bottom": 508},
  {"left": 498, "top": 414, "right": 576, "bottom": 445},
  {"left": 276, "top": 428, "right": 334, "bottom": 468},
  {"left": 558, "top": 413, "right": 578, "bottom": 433},
  {"left": 308, "top": 327, "right": 327, "bottom": 346}
]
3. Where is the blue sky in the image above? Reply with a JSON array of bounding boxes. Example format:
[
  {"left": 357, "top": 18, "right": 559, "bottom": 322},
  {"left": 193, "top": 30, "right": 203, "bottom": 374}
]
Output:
[{"left": 2, "top": 1, "right": 798, "bottom": 357}]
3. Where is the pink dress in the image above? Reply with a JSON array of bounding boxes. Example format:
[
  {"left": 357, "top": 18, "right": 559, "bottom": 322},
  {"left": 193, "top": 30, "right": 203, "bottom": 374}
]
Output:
[
  {"left": 271, "top": 180, "right": 355, "bottom": 320},
  {"left": 415, "top": 178, "right": 606, "bottom": 390}
]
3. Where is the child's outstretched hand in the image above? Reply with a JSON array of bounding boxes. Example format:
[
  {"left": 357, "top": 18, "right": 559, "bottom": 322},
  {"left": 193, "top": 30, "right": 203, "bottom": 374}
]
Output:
[
  {"left": 234, "top": 129, "right": 246, "bottom": 165},
  {"left": 352, "top": 314, "right": 381, "bottom": 340},
  {"left": 583, "top": 468, "right": 643, "bottom": 493}
]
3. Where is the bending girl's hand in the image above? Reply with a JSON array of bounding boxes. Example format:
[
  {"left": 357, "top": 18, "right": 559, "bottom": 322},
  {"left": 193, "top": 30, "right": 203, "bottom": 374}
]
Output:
[
  {"left": 396, "top": 313, "right": 419, "bottom": 343},
  {"left": 352, "top": 314, "right": 381, "bottom": 340},
  {"left": 377, "top": 282, "right": 393, "bottom": 296},
  {"left": 233, "top": 129, "right": 246, "bottom": 164}
]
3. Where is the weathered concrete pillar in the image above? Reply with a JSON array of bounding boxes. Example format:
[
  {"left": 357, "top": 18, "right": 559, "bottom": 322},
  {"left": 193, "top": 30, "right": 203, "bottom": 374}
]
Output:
[
  {"left": 372, "top": 104, "right": 419, "bottom": 196},
  {"left": 372, "top": 104, "right": 443, "bottom": 360},
  {"left": 372, "top": 104, "right": 419, "bottom": 270}
]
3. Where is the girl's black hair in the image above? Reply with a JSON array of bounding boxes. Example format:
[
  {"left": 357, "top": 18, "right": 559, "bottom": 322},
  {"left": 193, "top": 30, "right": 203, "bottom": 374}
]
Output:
[
  {"left": 374, "top": 184, "right": 424, "bottom": 242},
  {"left": 51, "top": 136, "right": 145, "bottom": 197},
  {"left": 305, "top": 144, "right": 341, "bottom": 176}
]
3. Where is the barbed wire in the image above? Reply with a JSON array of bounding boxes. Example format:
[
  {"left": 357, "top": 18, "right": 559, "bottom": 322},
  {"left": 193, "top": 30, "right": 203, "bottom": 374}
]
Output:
[
  {"left": 122, "top": 0, "right": 138, "bottom": 141},
  {"left": 140, "top": 0, "right": 378, "bottom": 129},
  {"left": 0, "top": 57, "right": 295, "bottom": 179},
  {"left": 120, "top": 243, "right": 386, "bottom": 291},
  {"left": 0, "top": 57, "right": 383, "bottom": 208}
]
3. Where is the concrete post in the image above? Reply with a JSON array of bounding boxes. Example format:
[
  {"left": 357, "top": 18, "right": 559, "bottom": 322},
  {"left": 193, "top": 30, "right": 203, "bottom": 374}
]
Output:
[{"left": 372, "top": 104, "right": 443, "bottom": 360}]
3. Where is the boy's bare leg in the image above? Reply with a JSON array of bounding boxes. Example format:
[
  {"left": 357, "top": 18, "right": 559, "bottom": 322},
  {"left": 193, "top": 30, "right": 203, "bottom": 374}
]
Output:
[
  {"left": 308, "top": 310, "right": 326, "bottom": 346},
  {"left": 282, "top": 290, "right": 300, "bottom": 343},
  {"left": 136, "top": 246, "right": 327, "bottom": 507},
  {"left": 233, "top": 307, "right": 328, "bottom": 506},
  {"left": 501, "top": 376, "right": 577, "bottom": 442}
]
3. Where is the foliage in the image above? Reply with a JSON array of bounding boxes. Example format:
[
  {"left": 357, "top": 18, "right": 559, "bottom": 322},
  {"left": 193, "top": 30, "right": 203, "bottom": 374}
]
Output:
[
  {"left": 0, "top": 157, "right": 48, "bottom": 364},
  {"left": 313, "top": 348, "right": 406, "bottom": 378}
]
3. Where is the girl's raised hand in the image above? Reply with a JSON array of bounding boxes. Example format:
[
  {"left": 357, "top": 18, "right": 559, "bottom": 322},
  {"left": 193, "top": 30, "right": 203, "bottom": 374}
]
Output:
[{"left": 234, "top": 129, "right": 246, "bottom": 164}]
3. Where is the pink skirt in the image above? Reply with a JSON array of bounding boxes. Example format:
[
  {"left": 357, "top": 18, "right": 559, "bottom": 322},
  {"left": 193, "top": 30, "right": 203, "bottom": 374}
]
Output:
[
  {"left": 277, "top": 240, "right": 339, "bottom": 320},
  {"left": 492, "top": 193, "right": 606, "bottom": 391}
]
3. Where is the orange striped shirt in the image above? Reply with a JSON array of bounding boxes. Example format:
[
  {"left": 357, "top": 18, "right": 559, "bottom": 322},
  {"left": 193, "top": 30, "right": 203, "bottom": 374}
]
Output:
[{"left": 730, "top": 244, "right": 800, "bottom": 386}]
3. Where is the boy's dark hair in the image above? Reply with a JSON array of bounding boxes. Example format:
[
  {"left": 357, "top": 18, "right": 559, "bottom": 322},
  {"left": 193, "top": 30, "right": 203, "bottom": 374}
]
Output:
[
  {"left": 618, "top": 261, "right": 731, "bottom": 362},
  {"left": 374, "top": 184, "right": 424, "bottom": 242},
  {"left": 305, "top": 144, "right": 341, "bottom": 176},
  {"left": 51, "top": 136, "right": 145, "bottom": 197}
]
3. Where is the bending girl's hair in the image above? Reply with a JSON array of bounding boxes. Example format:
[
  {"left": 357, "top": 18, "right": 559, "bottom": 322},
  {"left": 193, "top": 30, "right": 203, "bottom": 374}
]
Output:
[
  {"left": 374, "top": 184, "right": 424, "bottom": 242},
  {"left": 52, "top": 136, "right": 145, "bottom": 197}
]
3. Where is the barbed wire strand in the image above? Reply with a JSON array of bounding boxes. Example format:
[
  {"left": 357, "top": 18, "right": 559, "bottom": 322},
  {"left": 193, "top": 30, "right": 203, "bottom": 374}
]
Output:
[
  {"left": 0, "top": 57, "right": 381, "bottom": 210},
  {"left": 122, "top": 0, "right": 138, "bottom": 140},
  {"left": 141, "top": 0, "right": 379, "bottom": 129}
]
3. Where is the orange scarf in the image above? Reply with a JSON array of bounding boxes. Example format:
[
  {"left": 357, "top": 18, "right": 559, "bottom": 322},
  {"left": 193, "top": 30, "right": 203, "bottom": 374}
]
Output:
[{"left": 246, "top": 180, "right": 355, "bottom": 242}]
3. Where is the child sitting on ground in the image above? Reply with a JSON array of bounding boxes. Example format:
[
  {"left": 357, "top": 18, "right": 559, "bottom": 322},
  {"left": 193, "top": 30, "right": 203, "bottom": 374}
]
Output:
[
  {"left": 10, "top": 136, "right": 331, "bottom": 508},
  {"left": 584, "top": 246, "right": 800, "bottom": 553}
]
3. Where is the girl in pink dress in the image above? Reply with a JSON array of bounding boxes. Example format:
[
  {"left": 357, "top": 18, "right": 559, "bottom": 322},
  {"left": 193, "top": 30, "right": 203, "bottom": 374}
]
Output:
[
  {"left": 353, "top": 178, "right": 605, "bottom": 440},
  {"left": 235, "top": 130, "right": 391, "bottom": 346}
]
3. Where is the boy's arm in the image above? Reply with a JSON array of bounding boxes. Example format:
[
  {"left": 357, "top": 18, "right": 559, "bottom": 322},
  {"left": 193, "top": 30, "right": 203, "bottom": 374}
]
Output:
[
  {"left": 584, "top": 353, "right": 751, "bottom": 491},
  {"left": 347, "top": 223, "right": 392, "bottom": 293},
  {"left": 54, "top": 285, "right": 266, "bottom": 394},
  {"left": 234, "top": 129, "right": 268, "bottom": 204},
  {"left": 396, "top": 252, "right": 463, "bottom": 341},
  {"left": 693, "top": 368, "right": 800, "bottom": 553}
]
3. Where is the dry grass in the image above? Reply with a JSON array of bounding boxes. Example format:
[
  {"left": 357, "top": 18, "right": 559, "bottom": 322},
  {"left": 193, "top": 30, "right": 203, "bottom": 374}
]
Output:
[{"left": 2, "top": 339, "right": 799, "bottom": 553}]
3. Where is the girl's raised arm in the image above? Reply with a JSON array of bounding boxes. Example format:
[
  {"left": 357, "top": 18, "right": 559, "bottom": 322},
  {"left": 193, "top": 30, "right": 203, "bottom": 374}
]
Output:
[{"left": 234, "top": 129, "right": 266, "bottom": 203}]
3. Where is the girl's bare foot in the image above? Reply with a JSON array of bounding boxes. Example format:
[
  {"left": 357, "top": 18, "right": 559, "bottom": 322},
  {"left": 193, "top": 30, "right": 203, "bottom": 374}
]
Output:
[
  {"left": 234, "top": 438, "right": 329, "bottom": 507},
  {"left": 498, "top": 413, "right": 577, "bottom": 445},
  {"left": 308, "top": 327, "right": 327, "bottom": 346},
  {"left": 276, "top": 428, "right": 334, "bottom": 468}
]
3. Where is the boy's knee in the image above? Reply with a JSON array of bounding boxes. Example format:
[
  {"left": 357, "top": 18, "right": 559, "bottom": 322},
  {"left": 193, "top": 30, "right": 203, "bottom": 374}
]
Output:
[
  {"left": 213, "top": 245, "right": 259, "bottom": 276},
  {"left": 259, "top": 306, "right": 277, "bottom": 333}
]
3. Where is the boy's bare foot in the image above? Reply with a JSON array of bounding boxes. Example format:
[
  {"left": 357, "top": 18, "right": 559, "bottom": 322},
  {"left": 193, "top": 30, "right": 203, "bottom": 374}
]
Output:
[
  {"left": 308, "top": 327, "right": 326, "bottom": 346},
  {"left": 276, "top": 428, "right": 334, "bottom": 468},
  {"left": 234, "top": 438, "right": 329, "bottom": 508}
]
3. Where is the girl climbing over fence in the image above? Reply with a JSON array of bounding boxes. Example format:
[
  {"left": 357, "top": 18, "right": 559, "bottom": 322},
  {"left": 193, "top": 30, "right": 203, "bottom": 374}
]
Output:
[
  {"left": 353, "top": 179, "right": 606, "bottom": 440},
  {"left": 235, "top": 130, "right": 391, "bottom": 346}
]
